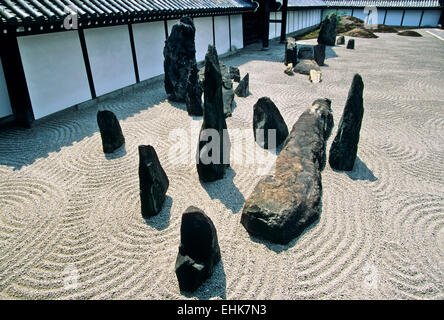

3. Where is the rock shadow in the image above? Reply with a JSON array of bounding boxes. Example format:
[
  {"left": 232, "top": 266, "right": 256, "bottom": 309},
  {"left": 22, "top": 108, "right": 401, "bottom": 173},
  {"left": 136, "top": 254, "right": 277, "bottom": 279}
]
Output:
[
  {"left": 104, "top": 143, "right": 127, "bottom": 160},
  {"left": 144, "top": 195, "right": 173, "bottom": 231},
  {"left": 332, "top": 157, "right": 377, "bottom": 182}
]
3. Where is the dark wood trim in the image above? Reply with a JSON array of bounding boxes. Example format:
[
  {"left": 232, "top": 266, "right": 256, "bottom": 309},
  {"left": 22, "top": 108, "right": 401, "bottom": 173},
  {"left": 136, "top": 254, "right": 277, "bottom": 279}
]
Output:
[
  {"left": 212, "top": 16, "right": 216, "bottom": 47},
  {"left": 128, "top": 23, "right": 140, "bottom": 83},
  {"left": 0, "top": 32, "right": 34, "bottom": 127},
  {"left": 262, "top": 0, "right": 270, "bottom": 49},
  {"left": 351, "top": 9, "right": 354, "bottom": 17},
  {"left": 164, "top": 19, "right": 168, "bottom": 39},
  {"left": 400, "top": 9, "right": 406, "bottom": 26},
  {"left": 78, "top": 28, "right": 96, "bottom": 99},
  {"left": 280, "top": 0, "right": 288, "bottom": 43},
  {"left": 419, "top": 9, "right": 425, "bottom": 27},
  {"left": 228, "top": 15, "right": 232, "bottom": 51},
  {"left": 383, "top": 9, "right": 388, "bottom": 25}
]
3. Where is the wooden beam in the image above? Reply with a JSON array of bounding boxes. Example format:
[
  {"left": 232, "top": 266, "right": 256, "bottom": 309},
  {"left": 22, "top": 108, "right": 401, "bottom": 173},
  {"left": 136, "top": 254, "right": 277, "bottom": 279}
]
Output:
[
  {"left": 78, "top": 28, "right": 96, "bottom": 99},
  {"left": 128, "top": 23, "right": 140, "bottom": 83},
  {"left": 280, "top": 0, "right": 288, "bottom": 43},
  {"left": 262, "top": 0, "right": 271, "bottom": 49}
]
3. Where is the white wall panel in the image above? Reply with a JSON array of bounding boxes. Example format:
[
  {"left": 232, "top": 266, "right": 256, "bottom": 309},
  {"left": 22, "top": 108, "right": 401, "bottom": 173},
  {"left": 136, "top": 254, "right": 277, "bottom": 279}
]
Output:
[
  {"left": 378, "top": 9, "right": 387, "bottom": 25},
  {"left": 402, "top": 10, "right": 422, "bottom": 26},
  {"left": 0, "top": 58, "right": 12, "bottom": 118},
  {"left": 194, "top": 17, "right": 213, "bottom": 62},
  {"left": 385, "top": 10, "right": 404, "bottom": 26},
  {"left": 421, "top": 9, "right": 441, "bottom": 27},
  {"left": 85, "top": 25, "right": 136, "bottom": 97},
  {"left": 230, "top": 15, "right": 244, "bottom": 50},
  {"left": 133, "top": 21, "right": 165, "bottom": 81},
  {"left": 18, "top": 31, "right": 91, "bottom": 119},
  {"left": 214, "top": 15, "right": 230, "bottom": 54},
  {"left": 353, "top": 9, "right": 369, "bottom": 22}
]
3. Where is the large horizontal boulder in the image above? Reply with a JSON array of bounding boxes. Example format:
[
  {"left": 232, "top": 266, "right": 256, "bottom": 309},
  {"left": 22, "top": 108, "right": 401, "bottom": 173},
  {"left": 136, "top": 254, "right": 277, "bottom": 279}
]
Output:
[
  {"left": 241, "top": 98, "right": 334, "bottom": 244},
  {"left": 97, "top": 110, "right": 125, "bottom": 154},
  {"left": 293, "top": 60, "right": 320, "bottom": 75}
]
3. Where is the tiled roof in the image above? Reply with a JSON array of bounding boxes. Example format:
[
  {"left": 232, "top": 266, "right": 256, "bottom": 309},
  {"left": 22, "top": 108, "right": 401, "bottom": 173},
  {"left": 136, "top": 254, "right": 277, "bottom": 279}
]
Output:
[
  {"left": 324, "top": 0, "right": 442, "bottom": 7},
  {"left": 0, "top": 0, "right": 255, "bottom": 27},
  {"left": 287, "top": 0, "right": 327, "bottom": 7}
]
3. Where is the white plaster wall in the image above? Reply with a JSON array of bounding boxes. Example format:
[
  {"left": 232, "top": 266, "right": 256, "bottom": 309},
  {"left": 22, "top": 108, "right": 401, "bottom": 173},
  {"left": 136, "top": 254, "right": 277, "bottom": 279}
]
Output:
[
  {"left": 403, "top": 10, "right": 422, "bottom": 26},
  {"left": 378, "top": 9, "right": 387, "bottom": 25},
  {"left": 84, "top": 25, "right": 136, "bottom": 97},
  {"left": 132, "top": 21, "right": 165, "bottom": 81},
  {"left": 353, "top": 9, "right": 369, "bottom": 22},
  {"left": 194, "top": 17, "right": 214, "bottom": 62},
  {"left": 269, "top": 12, "right": 276, "bottom": 39},
  {"left": 421, "top": 9, "right": 441, "bottom": 27},
  {"left": 167, "top": 19, "right": 180, "bottom": 36},
  {"left": 385, "top": 10, "right": 404, "bottom": 26},
  {"left": 230, "top": 15, "right": 244, "bottom": 50},
  {"left": 17, "top": 31, "right": 91, "bottom": 119},
  {"left": 0, "top": 58, "right": 12, "bottom": 118},
  {"left": 214, "top": 15, "right": 230, "bottom": 54}
]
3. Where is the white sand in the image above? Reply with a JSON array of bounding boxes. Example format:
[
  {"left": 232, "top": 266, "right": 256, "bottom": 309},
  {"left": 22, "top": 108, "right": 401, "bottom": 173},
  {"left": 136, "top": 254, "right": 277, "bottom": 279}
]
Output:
[{"left": 0, "top": 30, "right": 443, "bottom": 299}]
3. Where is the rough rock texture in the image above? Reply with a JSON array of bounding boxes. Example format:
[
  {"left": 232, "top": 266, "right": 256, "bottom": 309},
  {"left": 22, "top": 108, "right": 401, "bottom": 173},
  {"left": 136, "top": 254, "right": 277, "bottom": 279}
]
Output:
[
  {"left": 309, "top": 70, "right": 322, "bottom": 83},
  {"left": 318, "top": 14, "right": 337, "bottom": 46},
  {"left": 397, "top": 30, "right": 422, "bottom": 37},
  {"left": 298, "top": 46, "right": 314, "bottom": 60},
  {"left": 329, "top": 74, "right": 364, "bottom": 171},
  {"left": 199, "top": 61, "right": 234, "bottom": 118},
  {"left": 175, "top": 206, "right": 221, "bottom": 292},
  {"left": 234, "top": 73, "right": 249, "bottom": 97},
  {"left": 241, "top": 98, "right": 334, "bottom": 244},
  {"left": 97, "top": 110, "right": 125, "bottom": 154},
  {"left": 196, "top": 45, "right": 230, "bottom": 182},
  {"left": 284, "top": 63, "right": 294, "bottom": 75},
  {"left": 139, "top": 145, "right": 169, "bottom": 218},
  {"left": 344, "top": 27, "right": 378, "bottom": 39},
  {"left": 229, "top": 66, "right": 241, "bottom": 82},
  {"left": 314, "top": 44, "right": 326, "bottom": 66},
  {"left": 293, "top": 60, "right": 321, "bottom": 75},
  {"left": 253, "top": 97, "right": 289, "bottom": 149},
  {"left": 185, "top": 61, "right": 203, "bottom": 116},
  {"left": 163, "top": 17, "right": 200, "bottom": 102},
  {"left": 337, "top": 35, "right": 345, "bottom": 45},
  {"left": 347, "top": 39, "right": 355, "bottom": 49},
  {"left": 284, "top": 37, "right": 298, "bottom": 66}
]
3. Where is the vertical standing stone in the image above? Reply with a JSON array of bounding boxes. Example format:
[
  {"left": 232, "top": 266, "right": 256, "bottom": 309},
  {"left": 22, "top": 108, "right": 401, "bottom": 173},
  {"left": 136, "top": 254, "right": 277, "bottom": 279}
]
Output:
[
  {"left": 317, "top": 14, "right": 337, "bottom": 46},
  {"left": 185, "top": 61, "right": 203, "bottom": 116},
  {"left": 139, "top": 145, "right": 169, "bottom": 218},
  {"left": 97, "top": 110, "right": 125, "bottom": 154},
  {"left": 298, "top": 46, "right": 314, "bottom": 60},
  {"left": 347, "top": 39, "right": 355, "bottom": 49},
  {"left": 337, "top": 35, "right": 345, "bottom": 45},
  {"left": 284, "top": 37, "right": 298, "bottom": 66},
  {"left": 196, "top": 45, "right": 230, "bottom": 182},
  {"left": 329, "top": 74, "right": 364, "bottom": 171},
  {"left": 314, "top": 44, "right": 326, "bottom": 66},
  {"left": 229, "top": 66, "right": 241, "bottom": 82},
  {"left": 234, "top": 73, "right": 249, "bottom": 98}
]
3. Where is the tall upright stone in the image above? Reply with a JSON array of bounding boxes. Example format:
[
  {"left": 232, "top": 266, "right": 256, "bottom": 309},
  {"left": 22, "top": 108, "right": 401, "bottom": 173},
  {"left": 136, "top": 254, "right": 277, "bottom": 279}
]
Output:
[
  {"left": 196, "top": 45, "right": 230, "bottom": 182},
  {"left": 186, "top": 61, "right": 203, "bottom": 116},
  {"left": 314, "top": 44, "right": 326, "bottom": 66},
  {"left": 97, "top": 110, "right": 125, "bottom": 154},
  {"left": 164, "top": 16, "right": 201, "bottom": 107},
  {"left": 284, "top": 37, "right": 298, "bottom": 66},
  {"left": 139, "top": 145, "right": 169, "bottom": 218},
  {"left": 317, "top": 14, "right": 337, "bottom": 46},
  {"left": 329, "top": 74, "right": 364, "bottom": 171},
  {"left": 347, "top": 39, "right": 355, "bottom": 49},
  {"left": 234, "top": 73, "right": 249, "bottom": 98}
]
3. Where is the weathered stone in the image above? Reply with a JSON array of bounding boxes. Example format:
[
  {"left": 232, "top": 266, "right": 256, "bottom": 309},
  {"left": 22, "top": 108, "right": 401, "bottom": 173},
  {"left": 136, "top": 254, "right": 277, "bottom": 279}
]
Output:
[
  {"left": 284, "top": 63, "right": 294, "bottom": 75},
  {"left": 318, "top": 14, "right": 337, "bottom": 46},
  {"left": 337, "top": 35, "right": 345, "bottom": 45},
  {"left": 293, "top": 59, "right": 320, "bottom": 75},
  {"left": 97, "top": 110, "right": 125, "bottom": 154},
  {"left": 196, "top": 45, "right": 230, "bottom": 182},
  {"left": 329, "top": 74, "right": 364, "bottom": 171},
  {"left": 241, "top": 98, "right": 334, "bottom": 244},
  {"left": 253, "top": 97, "right": 289, "bottom": 149},
  {"left": 284, "top": 37, "right": 298, "bottom": 66},
  {"left": 347, "top": 39, "right": 355, "bottom": 49},
  {"left": 175, "top": 206, "right": 221, "bottom": 292},
  {"left": 314, "top": 44, "right": 325, "bottom": 66},
  {"left": 185, "top": 61, "right": 203, "bottom": 116},
  {"left": 298, "top": 46, "right": 313, "bottom": 60},
  {"left": 229, "top": 66, "right": 241, "bottom": 82},
  {"left": 309, "top": 70, "right": 322, "bottom": 83},
  {"left": 163, "top": 17, "right": 199, "bottom": 102},
  {"left": 139, "top": 145, "right": 169, "bottom": 218},
  {"left": 234, "top": 73, "right": 249, "bottom": 98}
]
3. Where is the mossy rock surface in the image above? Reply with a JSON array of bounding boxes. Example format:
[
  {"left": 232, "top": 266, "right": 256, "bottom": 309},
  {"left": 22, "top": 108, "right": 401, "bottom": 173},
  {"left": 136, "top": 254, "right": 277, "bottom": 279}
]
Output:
[
  {"left": 397, "top": 30, "right": 422, "bottom": 37},
  {"left": 343, "top": 27, "right": 378, "bottom": 39}
]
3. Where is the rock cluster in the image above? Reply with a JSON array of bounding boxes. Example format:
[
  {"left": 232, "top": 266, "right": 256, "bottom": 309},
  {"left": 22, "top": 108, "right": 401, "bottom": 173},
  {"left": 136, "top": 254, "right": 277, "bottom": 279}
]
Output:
[
  {"left": 293, "top": 60, "right": 321, "bottom": 75},
  {"left": 97, "top": 110, "right": 125, "bottom": 154}
]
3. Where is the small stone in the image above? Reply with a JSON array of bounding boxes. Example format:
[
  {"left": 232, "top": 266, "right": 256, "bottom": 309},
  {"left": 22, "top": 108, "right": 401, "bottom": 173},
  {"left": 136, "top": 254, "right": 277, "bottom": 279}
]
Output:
[
  {"left": 293, "top": 60, "right": 320, "bottom": 75},
  {"left": 139, "top": 145, "right": 169, "bottom": 218},
  {"left": 298, "top": 46, "right": 314, "bottom": 60},
  {"left": 318, "top": 14, "right": 337, "bottom": 46},
  {"left": 284, "top": 63, "right": 294, "bottom": 75},
  {"left": 314, "top": 44, "right": 325, "bottom": 66},
  {"left": 347, "top": 39, "right": 355, "bottom": 49},
  {"left": 229, "top": 66, "right": 241, "bottom": 82},
  {"left": 284, "top": 37, "right": 298, "bottom": 66},
  {"left": 309, "top": 70, "right": 322, "bottom": 83},
  {"left": 175, "top": 206, "right": 221, "bottom": 292},
  {"left": 234, "top": 73, "right": 249, "bottom": 97},
  {"left": 97, "top": 110, "right": 125, "bottom": 154},
  {"left": 337, "top": 35, "right": 345, "bottom": 45}
]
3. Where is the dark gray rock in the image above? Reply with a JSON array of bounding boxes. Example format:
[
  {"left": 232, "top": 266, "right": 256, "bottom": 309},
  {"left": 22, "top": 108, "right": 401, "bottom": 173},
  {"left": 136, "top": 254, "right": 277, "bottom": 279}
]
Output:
[
  {"left": 253, "top": 97, "right": 289, "bottom": 149},
  {"left": 234, "top": 73, "right": 249, "bottom": 98},
  {"left": 241, "top": 98, "right": 334, "bottom": 244},
  {"left": 284, "top": 37, "right": 298, "bottom": 66},
  {"left": 196, "top": 45, "right": 230, "bottom": 182},
  {"left": 163, "top": 16, "right": 200, "bottom": 103},
  {"left": 97, "top": 110, "right": 125, "bottom": 154},
  {"left": 139, "top": 145, "right": 169, "bottom": 218},
  {"left": 175, "top": 206, "right": 221, "bottom": 292},
  {"left": 314, "top": 44, "right": 326, "bottom": 66},
  {"left": 347, "top": 39, "right": 355, "bottom": 49},
  {"left": 185, "top": 61, "right": 203, "bottom": 116},
  {"left": 229, "top": 66, "right": 241, "bottom": 82},
  {"left": 298, "top": 46, "right": 313, "bottom": 60},
  {"left": 337, "top": 35, "right": 345, "bottom": 45},
  {"left": 318, "top": 14, "right": 337, "bottom": 46},
  {"left": 293, "top": 60, "right": 320, "bottom": 75},
  {"left": 329, "top": 74, "right": 364, "bottom": 171}
]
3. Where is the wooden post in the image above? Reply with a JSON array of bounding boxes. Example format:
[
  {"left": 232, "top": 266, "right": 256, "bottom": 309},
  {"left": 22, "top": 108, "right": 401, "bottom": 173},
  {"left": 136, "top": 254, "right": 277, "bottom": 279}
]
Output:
[
  {"left": 280, "top": 0, "right": 288, "bottom": 43},
  {"left": 262, "top": 0, "right": 271, "bottom": 49}
]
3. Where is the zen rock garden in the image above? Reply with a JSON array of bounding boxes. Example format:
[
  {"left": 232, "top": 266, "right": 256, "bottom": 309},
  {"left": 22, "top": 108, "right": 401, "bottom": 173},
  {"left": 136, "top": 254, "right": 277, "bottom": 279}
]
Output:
[{"left": 94, "top": 16, "right": 366, "bottom": 293}]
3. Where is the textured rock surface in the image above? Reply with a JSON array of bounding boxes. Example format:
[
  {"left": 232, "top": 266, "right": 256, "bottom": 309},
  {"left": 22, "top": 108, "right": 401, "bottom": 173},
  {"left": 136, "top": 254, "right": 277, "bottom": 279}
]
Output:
[
  {"left": 97, "top": 110, "right": 125, "bottom": 154},
  {"left": 234, "top": 73, "right": 249, "bottom": 97},
  {"left": 318, "top": 14, "right": 337, "bottom": 46},
  {"left": 329, "top": 74, "right": 364, "bottom": 171},
  {"left": 284, "top": 37, "right": 298, "bottom": 66},
  {"left": 298, "top": 46, "right": 314, "bottom": 60},
  {"left": 185, "top": 61, "right": 203, "bottom": 116},
  {"left": 139, "top": 145, "right": 169, "bottom": 218},
  {"left": 293, "top": 60, "right": 320, "bottom": 75},
  {"left": 229, "top": 66, "right": 241, "bottom": 82},
  {"left": 163, "top": 17, "right": 200, "bottom": 102},
  {"left": 241, "top": 98, "right": 334, "bottom": 244},
  {"left": 284, "top": 63, "right": 294, "bottom": 75},
  {"left": 196, "top": 45, "right": 230, "bottom": 182},
  {"left": 253, "top": 97, "right": 289, "bottom": 149},
  {"left": 337, "top": 35, "right": 345, "bottom": 45},
  {"left": 314, "top": 44, "right": 326, "bottom": 66},
  {"left": 347, "top": 39, "right": 355, "bottom": 49},
  {"left": 175, "top": 206, "right": 221, "bottom": 292},
  {"left": 309, "top": 70, "right": 322, "bottom": 83}
]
